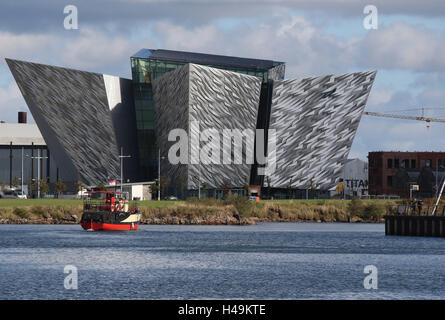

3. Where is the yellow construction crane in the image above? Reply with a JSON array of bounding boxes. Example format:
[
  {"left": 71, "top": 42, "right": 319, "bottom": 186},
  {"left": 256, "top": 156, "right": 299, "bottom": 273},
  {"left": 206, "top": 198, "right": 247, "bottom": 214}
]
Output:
[
  {"left": 364, "top": 107, "right": 445, "bottom": 213},
  {"left": 364, "top": 108, "right": 445, "bottom": 127}
]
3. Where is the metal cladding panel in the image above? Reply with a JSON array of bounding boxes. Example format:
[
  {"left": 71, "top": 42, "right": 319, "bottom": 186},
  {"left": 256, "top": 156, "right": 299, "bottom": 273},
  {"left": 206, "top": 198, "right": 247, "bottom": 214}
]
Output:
[
  {"left": 188, "top": 64, "right": 262, "bottom": 189},
  {"left": 6, "top": 59, "right": 120, "bottom": 186},
  {"left": 268, "top": 64, "right": 286, "bottom": 80},
  {"left": 153, "top": 63, "right": 262, "bottom": 190},
  {"left": 152, "top": 64, "right": 190, "bottom": 189},
  {"left": 267, "top": 71, "right": 376, "bottom": 190},
  {"left": 104, "top": 75, "right": 139, "bottom": 182}
]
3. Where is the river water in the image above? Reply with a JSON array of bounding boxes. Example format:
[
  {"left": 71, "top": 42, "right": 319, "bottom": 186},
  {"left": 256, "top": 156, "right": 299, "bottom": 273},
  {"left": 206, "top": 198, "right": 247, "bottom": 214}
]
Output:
[{"left": 1, "top": 223, "right": 445, "bottom": 299}]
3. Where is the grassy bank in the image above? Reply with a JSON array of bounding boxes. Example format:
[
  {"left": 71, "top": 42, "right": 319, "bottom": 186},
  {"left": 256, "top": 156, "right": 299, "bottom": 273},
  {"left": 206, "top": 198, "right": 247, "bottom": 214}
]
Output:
[
  {"left": 0, "top": 196, "right": 403, "bottom": 225},
  {"left": 0, "top": 198, "right": 184, "bottom": 208}
]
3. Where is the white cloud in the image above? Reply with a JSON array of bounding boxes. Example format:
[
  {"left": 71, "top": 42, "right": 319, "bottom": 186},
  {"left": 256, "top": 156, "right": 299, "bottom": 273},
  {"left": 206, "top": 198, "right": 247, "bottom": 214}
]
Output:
[
  {"left": 0, "top": 81, "right": 20, "bottom": 105},
  {"left": 59, "top": 28, "right": 141, "bottom": 72},
  {"left": 120, "top": 0, "right": 445, "bottom": 17},
  {"left": 154, "top": 17, "right": 445, "bottom": 77},
  {"left": 367, "top": 88, "right": 396, "bottom": 108},
  {"left": 0, "top": 32, "right": 56, "bottom": 60},
  {"left": 154, "top": 16, "right": 355, "bottom": 77},
  {"left": 0, "top": 81, "right": 27, "bottom": 123},
  {"left": 154, "top": 22, "right": 223, "bottom": 54},
  {"left": 359, "top": 23, "right": 445, "bottom": 72},
  {"left": 0, "top": 31, "right": 58, "bottom": 75}
]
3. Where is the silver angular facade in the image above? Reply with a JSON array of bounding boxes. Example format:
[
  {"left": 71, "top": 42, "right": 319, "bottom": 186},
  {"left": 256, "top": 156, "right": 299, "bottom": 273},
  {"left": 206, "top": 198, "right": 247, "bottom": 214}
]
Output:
[
  {"left": 6, "top": 49, "right": 377, "bottom": 195},
  {"left": 266, "top": 71, "right": 377, "bottom": 190},
  {"left": 152, "top": 62, "right": 190, "bottom": 192},
  {"left": 6, "top": 59, "right": 138, "bottom": 186},
  {"left": 153, "top": 63, "right": 262, "bottom": 189},
  {"left": 267, "top": 64, "right": 286, "bottom": 81}
]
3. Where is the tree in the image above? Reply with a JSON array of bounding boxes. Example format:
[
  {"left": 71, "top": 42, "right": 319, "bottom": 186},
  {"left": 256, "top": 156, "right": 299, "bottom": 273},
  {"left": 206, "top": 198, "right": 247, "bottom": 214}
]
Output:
[
  {"left": 55, "top": 179, "right": 67, "bottom": 198},
  {"left": 39, "top": 178, "right": 49, "bottom": 196},
  {"left": 266, "top": 176, "right": 271, "bottom": 199},
  {"left": 12, "top": 177, "right": 20, "bottom": 189},
  {"left": 242, "top": 182, "right": 249, "bottom": 197},
  {"left": 160, "top": 175, "right": 168, "bottom": 198},
  {"left": 0, "top": 181, "right": 7, "bottom": 193},
  {"left": 220, "top": 179, "right": 231, "bottom": 199},
  {"left": 151, "top": 181, "right": 159, "bottom": 200},
  {"left": 28, "top": 178, "right": 37, "bottom": 197},
  {"left": 287, "top": 178, "right": 293, "bottom": 199},
  {"left": 176, "top": 173, "right": 185, "bottom": 199},
  {"left": 308, "top": 178, "right": 316, "bottom": 199},
  {"left": 76, "top": 180, "right": 84, "bottom": 193}
]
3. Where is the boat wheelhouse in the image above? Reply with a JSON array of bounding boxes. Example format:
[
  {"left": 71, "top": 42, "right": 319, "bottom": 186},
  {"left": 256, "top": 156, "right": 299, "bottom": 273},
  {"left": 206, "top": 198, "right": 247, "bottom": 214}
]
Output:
[{"left": 80, "top": 191, "right": 142, "bottom": 231}]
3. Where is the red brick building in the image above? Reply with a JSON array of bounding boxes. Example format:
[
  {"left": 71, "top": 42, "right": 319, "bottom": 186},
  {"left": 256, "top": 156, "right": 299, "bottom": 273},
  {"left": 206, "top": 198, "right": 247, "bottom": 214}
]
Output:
[{"left": 368, "top": 151, "right": 445, "bottom": 198}]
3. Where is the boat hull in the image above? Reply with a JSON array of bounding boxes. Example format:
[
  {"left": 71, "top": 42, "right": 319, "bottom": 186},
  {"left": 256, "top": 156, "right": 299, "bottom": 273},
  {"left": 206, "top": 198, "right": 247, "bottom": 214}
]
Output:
[
  {"left": 81, "top": 221, "right": 139, "bottom": 231},
  {"left": 80, "top": 210, "right": 141, "bottom": 231}
]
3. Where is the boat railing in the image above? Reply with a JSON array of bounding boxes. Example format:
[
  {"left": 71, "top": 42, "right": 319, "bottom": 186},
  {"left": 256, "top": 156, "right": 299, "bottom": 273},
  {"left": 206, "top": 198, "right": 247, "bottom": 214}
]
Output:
[{"left": 83, "top": 199, "right": 139, "bottom": 213}]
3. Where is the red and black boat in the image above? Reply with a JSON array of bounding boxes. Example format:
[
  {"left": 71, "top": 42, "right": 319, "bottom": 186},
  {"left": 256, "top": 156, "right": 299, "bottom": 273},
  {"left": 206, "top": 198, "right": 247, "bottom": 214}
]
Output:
[{"left": 80, "top": 191, "right": 142, "bottom": 231}]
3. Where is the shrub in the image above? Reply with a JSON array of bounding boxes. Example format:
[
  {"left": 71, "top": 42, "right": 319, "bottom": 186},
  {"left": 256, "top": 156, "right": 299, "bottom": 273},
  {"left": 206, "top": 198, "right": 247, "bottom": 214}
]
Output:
[
  {"left": 361, "top": 203, "right": 385, "bottom": 220},
  {"left": 186, "top": 197, "right": 199, "bottom": 204},
  {"left": 348, "top": 198, "right": 365, "bottom": 216},
  {"left": 13, "top": 207, "right": 30, "bottom": 219},
  {"left": 224, "top": 194, "right": 255, "bottom": 217},
  {"left": 30, "top": 206, "right": 45, "bottom": 216},
  {"left": 48, "top": 207, "right": 65, "bottom": 219}
]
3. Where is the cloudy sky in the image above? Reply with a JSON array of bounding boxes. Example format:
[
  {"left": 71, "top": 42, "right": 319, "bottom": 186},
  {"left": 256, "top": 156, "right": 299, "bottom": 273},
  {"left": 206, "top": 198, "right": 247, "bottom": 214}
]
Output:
[{"left": 1, "top": 0, "right": 445, "bottom": 160}]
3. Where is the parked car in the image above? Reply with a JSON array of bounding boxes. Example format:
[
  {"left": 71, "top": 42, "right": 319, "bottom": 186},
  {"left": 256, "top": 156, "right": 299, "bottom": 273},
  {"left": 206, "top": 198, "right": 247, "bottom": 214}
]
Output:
[
  {"left": 0, "top": 191, "right": 18, "bottom": 199},
  {"left": 164, "top": 196, "right": 178, "bottom": 201},
  {"left": 17, "top": 192, "right": 27, "bottom": 199}
]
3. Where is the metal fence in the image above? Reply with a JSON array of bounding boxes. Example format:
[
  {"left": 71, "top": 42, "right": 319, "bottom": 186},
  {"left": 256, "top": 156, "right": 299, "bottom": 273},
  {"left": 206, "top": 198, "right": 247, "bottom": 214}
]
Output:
[{"left": 388, "top": 203, "right": 445, "bottom": 216}]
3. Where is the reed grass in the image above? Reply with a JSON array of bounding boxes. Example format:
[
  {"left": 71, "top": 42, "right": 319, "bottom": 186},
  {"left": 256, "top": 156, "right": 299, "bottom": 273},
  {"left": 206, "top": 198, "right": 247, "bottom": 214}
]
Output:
[{"left": 0, "top": 196, "right": 422, "bottom": 224}]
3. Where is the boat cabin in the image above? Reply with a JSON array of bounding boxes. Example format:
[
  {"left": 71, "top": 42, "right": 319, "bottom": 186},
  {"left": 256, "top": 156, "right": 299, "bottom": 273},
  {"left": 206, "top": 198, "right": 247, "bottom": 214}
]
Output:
[{"left": 84, "top": 191, "right": 131, "bottom": 213}]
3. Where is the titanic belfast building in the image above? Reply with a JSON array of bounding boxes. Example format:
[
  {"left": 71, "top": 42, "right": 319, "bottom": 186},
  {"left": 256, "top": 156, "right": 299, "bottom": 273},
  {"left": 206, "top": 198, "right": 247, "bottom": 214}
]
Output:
[{"left": 6, "top": 49, "right": 376, "bottom": 196}]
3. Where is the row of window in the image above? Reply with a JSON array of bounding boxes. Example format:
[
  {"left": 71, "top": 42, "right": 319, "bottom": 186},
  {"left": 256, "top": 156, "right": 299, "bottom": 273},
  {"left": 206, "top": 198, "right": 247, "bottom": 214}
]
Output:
[
  {"left": 387, "top": 158, "right": 416, "bottom": 169},
  {"left": 131, "top": 57, "right": 270, "bottom": 84},
  {"left": 387, "top": 158, "right": 445, "bottom": 169}
]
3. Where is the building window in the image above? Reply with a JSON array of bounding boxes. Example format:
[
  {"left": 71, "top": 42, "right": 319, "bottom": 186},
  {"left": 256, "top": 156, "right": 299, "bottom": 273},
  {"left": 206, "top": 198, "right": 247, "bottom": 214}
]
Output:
[
  {"left": 387, "top": 159, "right": 393, "bottom": 169},
  {"left": 394, "top": 159, "right": 399, "bottom": 168},
  {"left": 402, "top": 159, "right": 409, "bottom": 169},
  {"left": 426, "top": 159, "right": 431, "bottom": 167},
  {"left": 411, "top": 159, "right": 416, "bottom": 168},
  {"left": 387, "top": 175, "right": 393, "bottom": 187}
]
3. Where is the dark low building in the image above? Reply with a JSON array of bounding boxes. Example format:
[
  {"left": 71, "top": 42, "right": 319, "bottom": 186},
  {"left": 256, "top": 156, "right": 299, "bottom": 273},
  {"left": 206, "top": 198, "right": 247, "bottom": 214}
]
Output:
[
  {"left": 0, "top": 112, "right": 62, "bottom": 196},
  {"left": 368, "top": 151, "right": 445, "bottom": 198}
]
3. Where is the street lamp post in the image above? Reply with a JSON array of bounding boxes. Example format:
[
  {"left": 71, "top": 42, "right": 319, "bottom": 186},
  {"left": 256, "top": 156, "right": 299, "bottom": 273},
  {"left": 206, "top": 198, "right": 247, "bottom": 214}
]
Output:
[
  {"left": 119, "top": 147, "right": 131, "bottom": 193},
  {"left": 21, "top": 147, "right": 24, "bottom": 195},
  {"left": 31, "top": 149, "right": 48, "bottom": 199},
  {"left": 198, "top": 163, "right": 201, "bottom": 200},
  {"left": 436, "top": 158, "right": 439, "bottom": 198},
  {"left": 158, "top": 149, "right": 166, "bottom": 201}
]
